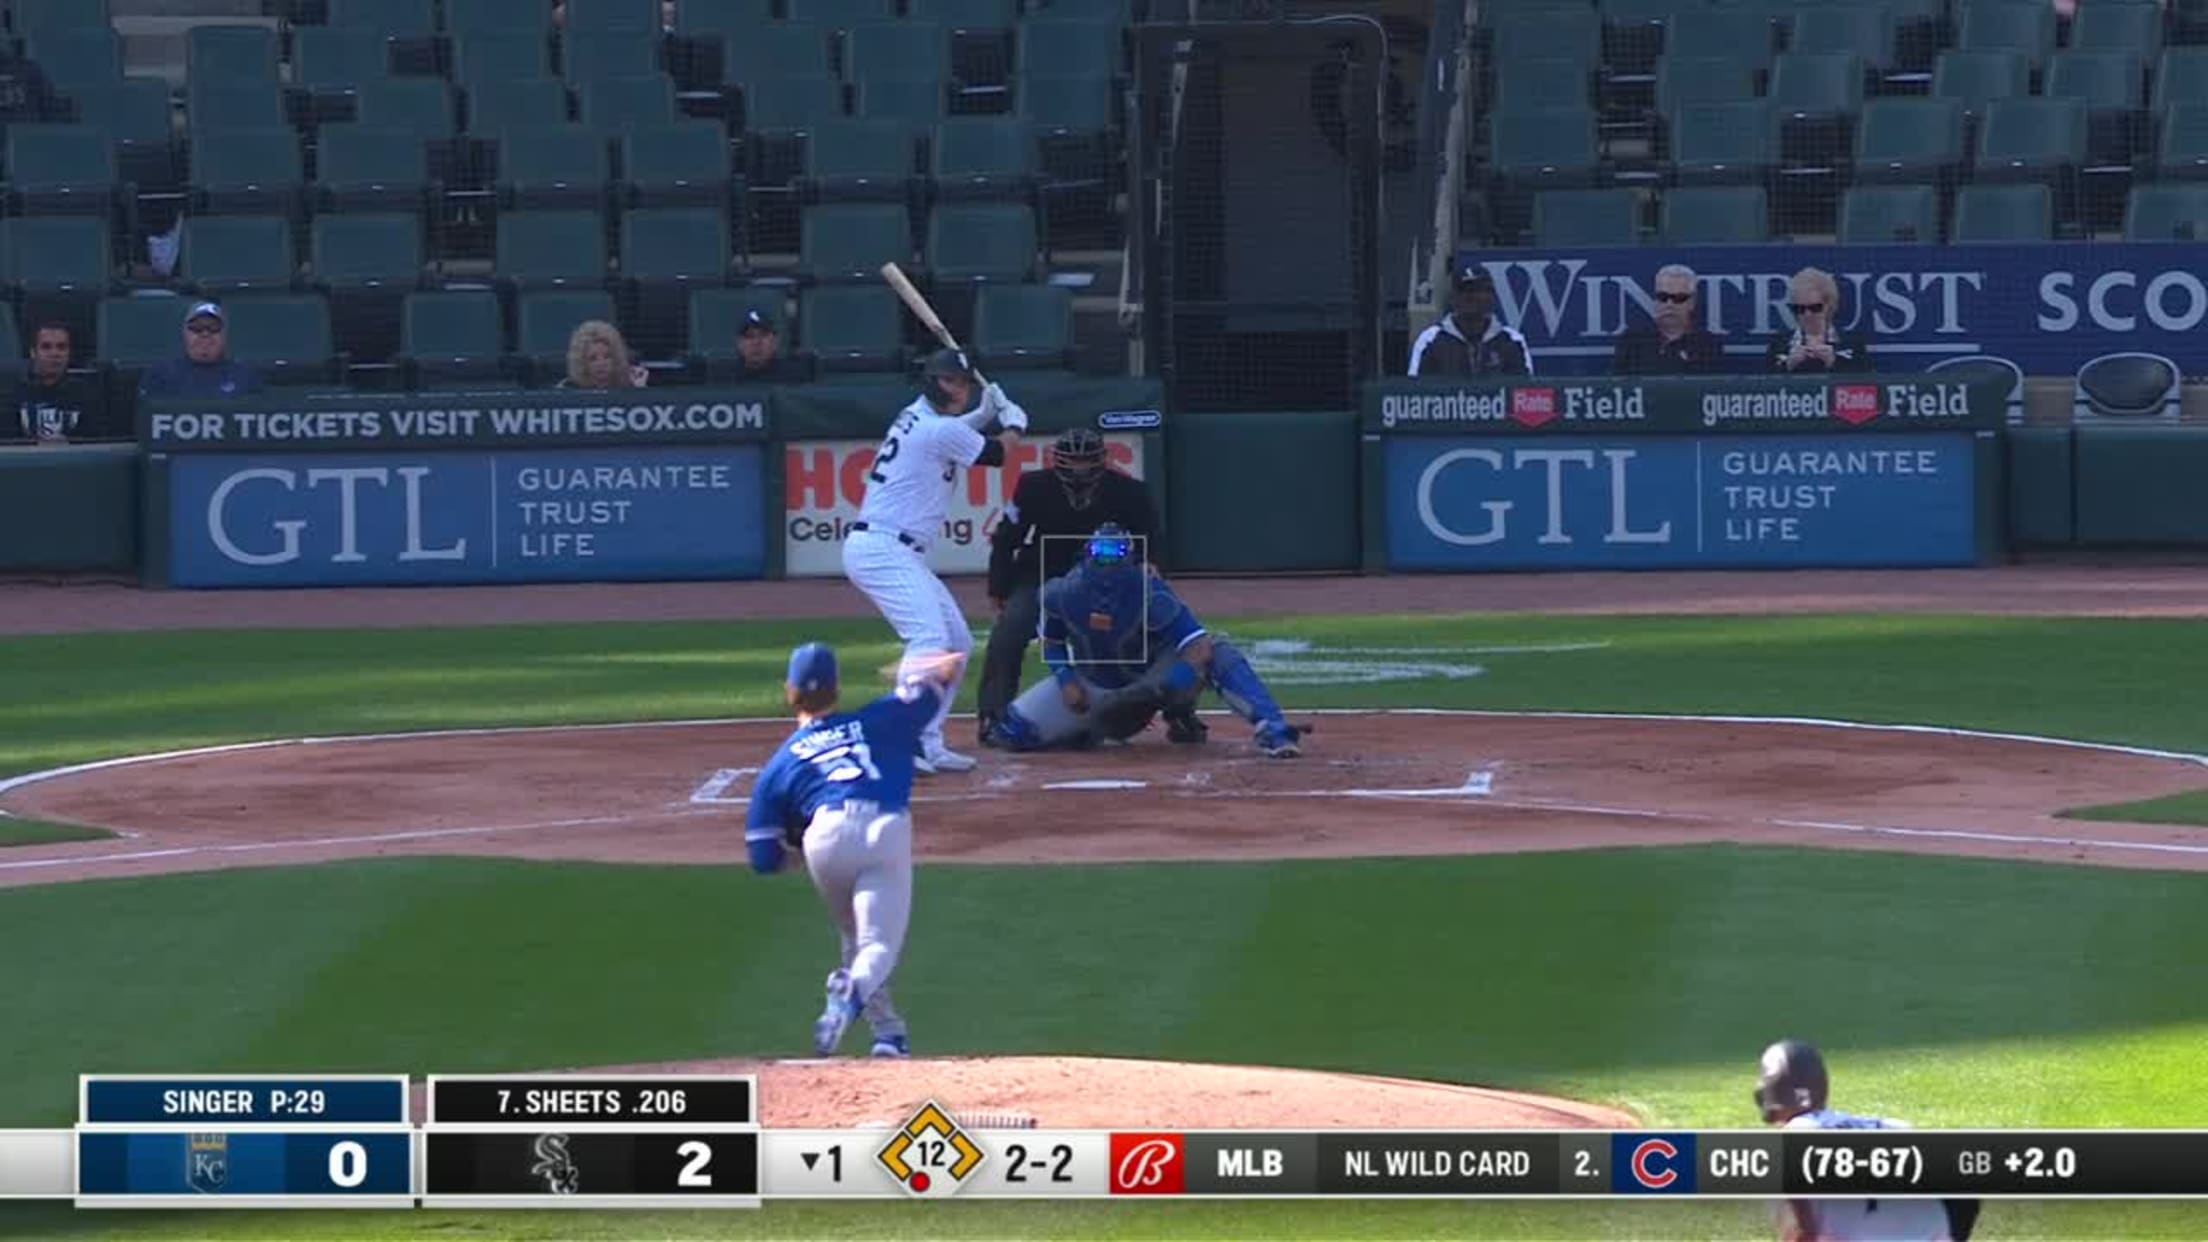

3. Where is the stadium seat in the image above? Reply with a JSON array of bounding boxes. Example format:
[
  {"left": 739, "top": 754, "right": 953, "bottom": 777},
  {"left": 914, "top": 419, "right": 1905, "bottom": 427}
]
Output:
[
  {"left": 721, "top": 25, "right": 837, "bottom": 84},
  {"left": 797, "top": 284, "right": 905, "bottom": 371},
  {"left": 1597, "top": 0, "right": 1671, "bottom": 77},
  {"left": 400, "top": 289, "right": 510, "bottom": 388},
  {"left": 1931, "top": 50, "right": 2029, "bottom": 117},
  {"left": 784, "top": 0, "right": 898, "bottom": 25},
  {"left": 291, "top": 25, "right": 392, "bottom": 95},
  {"left": 1973, "top": 98, "right": 2087, "bottom": 181},
  {"left": 738, "top": 76, "right": 847, "bottom": 131},
  {"left": 2069, "top": 0, "right": 2163, "bottom": 55},
  {"left": 618, "top": 206, "right": 735, "bottom": 358},
  {"left": 930, "top": 118, "right": 1035, "bottom": 201},
  {"left": 492, "top": 127, "right": 613, "bottom": 211},
  {"left": 313, "top": 212, "right": 427, "bottom": 363},
  {"left": 5, "top": 125, "right": 118, "bottom": 220},
  {"left": 578, "top": 75, "right": 678, "bottom": 129},
  {"left": 95, "top": 296, "right": 192, "bottom": 396},
  {"left": 13, "top": 0, "right": 112, "bottom": 39},
  {"left": 909, "top": 0, "right": 1016, "bottom": 26},
  {"left": 186, "top": 83, "right": 288, "bottom": 136},
  {"left": 1950, "top": 183, "right": 2053, "bottom": 241},
  {"left": 2152, "top": 48, "right": 2208, "bottom": 113},
  {"left": 1016, "top": 18, "right": 1120, "bottom": 82},
  {"left": 446, "top": 0, "right": 551, "bottom": 36},
  {"left": 186, "top": 25, "right": 281, "bottom": 87},
  {"left": 1529, "top": 188, "right": 1640, "bottom": 246},
  {"left": 1838, "top": 184, "right": 1938, "bottom": 243},
  {"left": 1669, "top": 101, "right": 1771, "bottom": 186},
  {"left": 314, "top": 125, "right": 432, "bottom": 216},
  {"left": 2046, "top": 51, "right": 2145, "bottom": 112},
  {"left": 1659, "top": 184, "right": 1770, "bottom": 243},
  {"left": 972, "top": 282, "right": 1071, "bottom": 371},
  {"left": 224, "top": 294, "right": 340, "bottom": 386},
  {"left": 25, "top": 27, "right": 123, "bottom": 90},
  {"left": 2124, "top": 183, "right": 2208, "bottom": 239},
  {"left": 1655, "top": 55, "right": 1755, "bottom": 121},
  {"left": 927, "top": 201, "right": 1036, "bottom": 283},
  {"left": 1492, "top": 8, "right": 1602, "bottom": 66},
  {"left": 64, "top": 78, "right": 175, "bottom": 196},
  {"left": 2155, "top": 103, "right": 2208, "bottom": 179},
  {"left": 189, "top": 127, "right": 305, "bottom": 219},
  {"left": 562, "top": 31, "right": 663, "bottom": 84},
  {"left": 1957, "top": 0, "right": 2056, "bottom": 70},
  {"left": 1496, "top": 57, "right": 1591, "bottom": 112},
  {"left": 565, "top": 0, "right": 663, "bottom": 33},
  {"left": 354, "top": 79, "right": 458, "bottom": 140},
  {"left": 496, "top": 209, "right": 610, "bottom": 292},
  {"left": 1788, "top": 7, "right": 1893, "bottom": 78},
  {"left": 802, "top": 119, "right": 918, "bottom": 203},
  {"left": 330, "top": 0, "right": 436, "bottom": 36},
  {"left": 1667, "top": 10, "right": 1777, "bottom": 76},
  {"left": 2075, "top": 351, "right": 2178, "bottom": 419},
  {"left": 798, "top": 203, "right": 913, "bottom": 282},
  {"left": 1767, "top": 52, "right": 1864, "bottom": 119},
  {"left": 670, "top": 0, "right": 778, "bottom": 87},
  {"left": 179, "top": 216, "right": 298, "bottom": 295},
  {"left": 1489, "top": 105, "right": 1600, "bottom": 191},
  {"left": 622, "top": 123, "right": 738, "bottom": 209},
  {"left": 467, "top": 77, "right": 571, "bottom": 134},
  {"left": 855, "top": 78, "right": 946, "bottom": 122},
  {"left": 452, "top": 31, "right": 555, "bottom": 89},
  {"left": 845, "top": 22, "right": 949, "bottom": 84},
  {"left": 1, "top": 216, "right": 113, "bottom": 302},
  {"left": 686, "top": 284, "right": 789, "bottom": 376},
  {"left": 515, "top": 288, "right": 619, "bottom": 383},
  {"left": 1853, "top": 97, "right": 1965, "bottom": 187}
]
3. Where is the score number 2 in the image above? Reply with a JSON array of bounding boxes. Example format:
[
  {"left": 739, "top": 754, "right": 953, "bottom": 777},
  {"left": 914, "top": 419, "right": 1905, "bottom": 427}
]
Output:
[
  {"left": 678, "top": 1140, "right": 714, "bottom": 1187},
  {"left": 1002, "top": 1143, "right": 1075, "bottom": 1184}
]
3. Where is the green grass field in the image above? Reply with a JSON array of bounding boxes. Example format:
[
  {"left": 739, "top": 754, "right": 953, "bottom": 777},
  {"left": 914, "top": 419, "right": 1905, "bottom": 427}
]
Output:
[
  {"left": 0, "top": 815, "right": 112, "bottom": 846},
  {"left": 2, "top": 612, "right": 2205, "bottom": 1240}
]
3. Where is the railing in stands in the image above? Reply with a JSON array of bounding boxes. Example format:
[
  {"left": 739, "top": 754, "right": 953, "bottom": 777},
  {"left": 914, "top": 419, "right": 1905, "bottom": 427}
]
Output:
[{"left": 1406, "top": 0, "right": 1473, "bottom": 357}]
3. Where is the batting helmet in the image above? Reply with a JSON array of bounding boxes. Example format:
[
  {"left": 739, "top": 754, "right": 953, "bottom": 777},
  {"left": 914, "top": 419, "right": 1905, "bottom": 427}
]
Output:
[
  {"left": 1083, "top": 523, "right": 1138, "bottom": 570},
  {"left": 1753, "top": 1039, "right": 1829, "bottom": 1124},
  {"left": 1052, "top": 428, "right": 1109, "bottom": 510},
  {"left": 922, "top": 348, "right": 976, "bottom": 410}
]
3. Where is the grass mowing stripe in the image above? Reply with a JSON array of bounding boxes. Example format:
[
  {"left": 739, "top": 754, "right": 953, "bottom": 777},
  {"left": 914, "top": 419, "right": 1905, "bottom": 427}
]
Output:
[
  {"left": 0, "top": 815, "right": 113, "bottom": 846},
  {"left": 2060, "top": 789, "right": 2208, "bottom": 827}
]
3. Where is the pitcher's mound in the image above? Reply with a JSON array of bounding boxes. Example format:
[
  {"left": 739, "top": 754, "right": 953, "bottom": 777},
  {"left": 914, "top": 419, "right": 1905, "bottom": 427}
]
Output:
[{"left": 571, "top": 1055, "right": 1634, "bottom": 1129}]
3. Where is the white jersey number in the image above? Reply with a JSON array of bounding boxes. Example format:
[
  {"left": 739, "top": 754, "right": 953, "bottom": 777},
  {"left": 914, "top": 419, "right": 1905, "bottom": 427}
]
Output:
[
  {"left": 811, "top": 739, "right": 882, "bottom": 783},
  {"left": 869, "top": 412, "right": 955, "bottom": 486}
]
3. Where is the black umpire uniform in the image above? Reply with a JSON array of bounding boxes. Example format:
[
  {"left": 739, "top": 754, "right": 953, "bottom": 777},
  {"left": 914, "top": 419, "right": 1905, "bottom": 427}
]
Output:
[{"left": 977, "top": 428, "right": 1162, "bottom": 740}]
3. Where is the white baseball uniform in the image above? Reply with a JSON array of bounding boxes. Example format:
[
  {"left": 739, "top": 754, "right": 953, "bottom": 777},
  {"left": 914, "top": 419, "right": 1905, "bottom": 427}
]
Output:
[
  {"left": 1781, "top": 1110, "right": 1958, "bottom": 1241},
  {"left": 842, "top": 395, "right": 988, "bottom": 759}
]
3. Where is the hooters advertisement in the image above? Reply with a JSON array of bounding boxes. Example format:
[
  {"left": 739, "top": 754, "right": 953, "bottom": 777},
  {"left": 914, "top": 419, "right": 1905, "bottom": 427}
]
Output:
[{"left": 781, "top": 434, "right": 1147, "bottom": 577}]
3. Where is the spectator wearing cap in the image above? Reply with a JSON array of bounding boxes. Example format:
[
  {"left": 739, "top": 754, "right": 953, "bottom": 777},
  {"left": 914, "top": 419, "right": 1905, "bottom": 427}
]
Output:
[
  {"left": 1408, "top": 266, "right": 1532, "bottom": 377},
  {"left": 12, "top": 322, "right": 113, "bottom": 442},
  {"left": 1765, "top": 266, "right": 1873, "bottom": 375},
  {"left": 138, "top": 302, "right": 265, "bottom": 400},
  {"left": 734, "top": 309, "right": 810, "bottom": 383},
  {"left": 1612, "top": 264, "right": 1726, "bottom": 375}
]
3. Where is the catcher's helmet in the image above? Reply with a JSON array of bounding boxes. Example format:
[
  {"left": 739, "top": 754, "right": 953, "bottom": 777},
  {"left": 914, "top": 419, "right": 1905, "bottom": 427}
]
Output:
[
  {"left": 922, "top": 348, "right": 976, "bottom": 410},
  {"left": 1754, "top": 1039, "right": 1829, "bottom": 1123},
  {"left": 1084, "top": 522, "right": 1138, "bottom": 570},
  {"left": 1053, "top": 427, "right": 1109, "bottom": 510}
]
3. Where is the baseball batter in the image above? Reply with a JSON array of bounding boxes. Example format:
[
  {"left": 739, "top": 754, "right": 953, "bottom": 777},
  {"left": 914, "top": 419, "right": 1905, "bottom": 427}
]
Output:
[
  {"left": 746, "top": 642, "right": 962, "bottom": 1057},
  {"left": 982, "top": 525, "right": 1305, "bottom": 758},
  {"left": 1755, "top": 1039, "right": 1980, "bottom": 1242},
  {"left": 842, "top": 349, "right": 1028, "bottom": 774}
]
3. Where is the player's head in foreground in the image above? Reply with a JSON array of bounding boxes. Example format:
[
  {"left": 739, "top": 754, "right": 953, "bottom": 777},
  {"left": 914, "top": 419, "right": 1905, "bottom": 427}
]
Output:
[
  {"left": 1053, "top": 427, "right": 1110, "bottom": 510},
  {"left": 922, "top": 348, "right": 977, "bottom": 415},
  {"left": 786, "top": 642, "right": 840, "bottom": 719},
  {"left": 1754, "top": 1038, "right": 1830, "bottom": 1124}
]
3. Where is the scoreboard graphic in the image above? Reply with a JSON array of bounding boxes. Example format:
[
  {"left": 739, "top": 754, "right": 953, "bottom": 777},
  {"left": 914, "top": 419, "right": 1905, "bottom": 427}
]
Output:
[{"left": 7, "top": 1074, "right": 2208, "bottom": 1207}]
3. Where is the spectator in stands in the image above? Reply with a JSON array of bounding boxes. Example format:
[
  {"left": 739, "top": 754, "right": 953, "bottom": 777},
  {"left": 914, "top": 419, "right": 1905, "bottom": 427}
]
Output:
[
  {"left": 0, "top": 40, "right": 61, "bottom": 124},
  {"left": 733, "top": 309, "right": 810, "bottom": 383},
  {"left": 1612, "top": 263, "right": 1726, "bottom": 375},
  {"left": 562, "top": 320, "right": 651, "bottom": 389},
  {"left": 1407, "top": 265, "right": 1532, "bottom": 377},
  {"left": 13, "top": 323, "right": 113, "bottom": 442},
  {"left": 139, "top": 303, "right": 265, "bottom": 400},
  {"left": 1766, "top": 267, "right": 1873, "bottom": 374}
]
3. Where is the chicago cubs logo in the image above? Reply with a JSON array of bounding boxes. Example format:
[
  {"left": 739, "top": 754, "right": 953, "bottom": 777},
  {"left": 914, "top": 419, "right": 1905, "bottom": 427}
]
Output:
[
  {"left": 1631, "top": 1138, "right": 1680, "bottom": 1189},
  {"left": 1109, "top": 1134, "right": 1185, "bottom": 1194},
  {"left": 1610, "top": 1133, "right": 1696, "bottom": 1194}
]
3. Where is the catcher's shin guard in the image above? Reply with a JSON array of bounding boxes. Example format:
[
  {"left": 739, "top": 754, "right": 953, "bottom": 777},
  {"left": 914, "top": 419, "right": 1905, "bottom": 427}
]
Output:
[
  {"left": 1204, "top": 638, "right": 1289, "bottom": 729},
  {"left": 983, "top": 706, "right": 1046, "bottom": 751}
]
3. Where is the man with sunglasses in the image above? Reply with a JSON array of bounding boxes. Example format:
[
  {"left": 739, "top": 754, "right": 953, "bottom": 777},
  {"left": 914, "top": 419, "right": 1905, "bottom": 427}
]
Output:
[
  {"left": 138, "top": 302, "right": 265, "bottom": 400},
  {"left": 1408, "top": 265, "right": 1532, "bottom": 377},
  {"left": 1612, "top": 264, "right": 1726, "bottom": 375},
  {"left": 1766, "top": 267, "right": 1873, "bottom": 375}
]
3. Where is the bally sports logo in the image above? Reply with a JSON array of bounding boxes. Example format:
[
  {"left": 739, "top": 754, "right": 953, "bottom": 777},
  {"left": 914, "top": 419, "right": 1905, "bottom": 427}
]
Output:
[
  {"left": 1832, "top": 385, "right": 1882, "bottom": 426},
  {"left": 1509, "top": 387, "right": 1558, "bottom": 428},
  {"left": 1109, "top": 1134, "right": 1186, "bottom": 1194},
  {"left": 1611, "top": 1133, "right": 1697, "bottom": 1194}
]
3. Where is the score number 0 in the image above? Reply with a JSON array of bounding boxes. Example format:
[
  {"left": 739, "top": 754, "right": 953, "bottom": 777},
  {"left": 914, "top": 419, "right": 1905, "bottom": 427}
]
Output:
[{"left": 328, "top": 1141, "right": 368, "bottom": 1188}]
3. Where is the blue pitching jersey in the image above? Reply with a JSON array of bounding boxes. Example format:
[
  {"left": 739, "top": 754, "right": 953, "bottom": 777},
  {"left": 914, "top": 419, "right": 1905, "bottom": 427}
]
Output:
[
  {"left": 1039, "top": 566, "right": 1205, "bottom": 691},
  {"left": 745, "top": 682, "right": 940, "bottom": 849}
]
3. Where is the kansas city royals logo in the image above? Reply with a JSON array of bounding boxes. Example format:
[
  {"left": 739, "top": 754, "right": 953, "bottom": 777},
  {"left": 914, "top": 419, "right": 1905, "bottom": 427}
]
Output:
[
  {"left": 530, "top": 1133, "right": 581, "bottom": 1195},
  {"left": 187, "top": 1132, "right": 229, "bottom": 1193}
]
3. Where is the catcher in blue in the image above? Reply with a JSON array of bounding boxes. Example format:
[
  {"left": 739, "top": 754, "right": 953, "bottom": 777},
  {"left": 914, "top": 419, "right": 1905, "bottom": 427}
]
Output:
[
  {"left": 981, "top": 524, "right": 1306, "bottom": 758},
  {"left": 745, "top": 642, "right": 962, "bottom": 1058}
]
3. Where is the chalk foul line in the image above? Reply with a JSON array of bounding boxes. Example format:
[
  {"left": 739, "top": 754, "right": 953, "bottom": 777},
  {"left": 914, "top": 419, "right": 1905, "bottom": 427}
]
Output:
[{"left": 688, "top": 767, "right": 757, "bottom": 806}]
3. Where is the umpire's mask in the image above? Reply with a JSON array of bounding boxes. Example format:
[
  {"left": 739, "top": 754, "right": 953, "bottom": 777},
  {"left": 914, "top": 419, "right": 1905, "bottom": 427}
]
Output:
[{"left": 1053, "top": 428, "right": 1108, "bottom": 510}]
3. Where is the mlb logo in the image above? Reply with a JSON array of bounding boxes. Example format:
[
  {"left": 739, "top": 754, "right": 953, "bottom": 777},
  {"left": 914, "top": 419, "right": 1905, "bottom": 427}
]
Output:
[
  {"left": 1611, "top": 1133, "right": 1697, "bottom": 1194},
  {"left": 1108, "top": 1133, "right": 1185, "bottom": 1195},
  {"left": 1509, "top": 387, "right": 1558, "bottom": 428},
  {"left": 1832, "top": 385, "right": 1882, "bottom": 425}
]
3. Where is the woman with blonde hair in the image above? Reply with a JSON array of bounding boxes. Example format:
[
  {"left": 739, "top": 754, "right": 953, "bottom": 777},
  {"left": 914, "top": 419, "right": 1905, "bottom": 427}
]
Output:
[
  {"left": 561, "top": 320, "right": 650, "bottom": 389},
  {"left": 1766, "top": 266, "right": 1872, "bottom": 374}
]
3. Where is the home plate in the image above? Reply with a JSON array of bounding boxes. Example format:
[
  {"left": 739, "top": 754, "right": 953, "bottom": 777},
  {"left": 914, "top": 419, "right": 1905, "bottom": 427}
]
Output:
[{"left": 1044, "top": 779, "right": 1150, "bottom": 791}]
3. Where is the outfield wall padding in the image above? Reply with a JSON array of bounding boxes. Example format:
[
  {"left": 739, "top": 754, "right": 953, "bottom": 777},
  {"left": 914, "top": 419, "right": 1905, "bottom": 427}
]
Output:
[
  {"left": 2005, "top": 427, "right": 2074, "bottom": 546},
  {"left": 1167, "top": 412, "right": 1361, "bottom": 573},
  {"left": 2072, "top": 425, "right": 2208, "bottom": 545},
  {"left": 0, "top": 444, "right": 138, "bottom": 573}
]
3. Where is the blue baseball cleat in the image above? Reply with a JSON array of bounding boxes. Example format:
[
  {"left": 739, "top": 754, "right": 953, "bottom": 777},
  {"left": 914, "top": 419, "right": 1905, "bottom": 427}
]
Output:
[{"left": 1255, "top": 720, "right": 1303, "bottom": 759}]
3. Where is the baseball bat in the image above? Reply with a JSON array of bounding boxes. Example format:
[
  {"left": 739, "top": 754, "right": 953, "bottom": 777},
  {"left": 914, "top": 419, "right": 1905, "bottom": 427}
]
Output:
[{"left": 880, "top": 261, "right": 990, "bottom": 387}]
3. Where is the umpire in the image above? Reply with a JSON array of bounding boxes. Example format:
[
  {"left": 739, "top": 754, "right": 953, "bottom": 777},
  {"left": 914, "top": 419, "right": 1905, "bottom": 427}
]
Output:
[{"left": 977, "top": 428, "right": 1164, "bottom": 744}]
